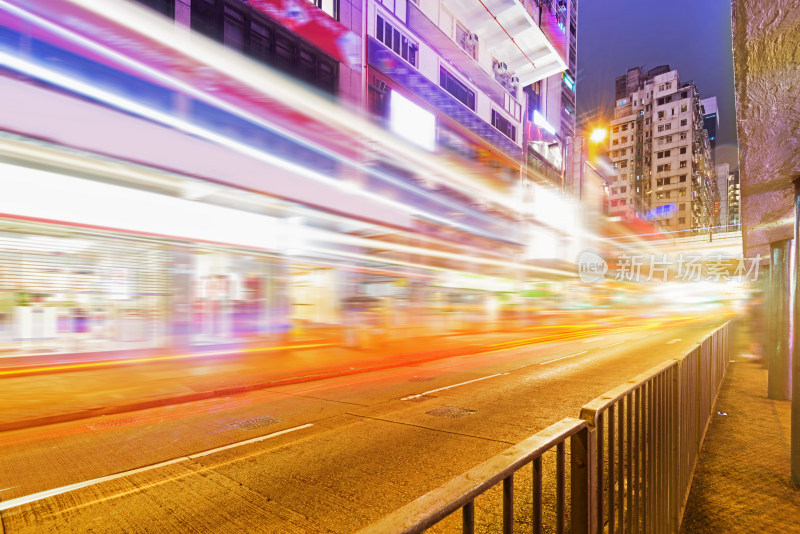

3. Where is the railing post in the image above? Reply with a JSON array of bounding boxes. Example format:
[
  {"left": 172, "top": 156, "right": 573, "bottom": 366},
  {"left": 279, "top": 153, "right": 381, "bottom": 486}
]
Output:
[{"left": 571, "top": 425, "right": 596, "bottom": 533}]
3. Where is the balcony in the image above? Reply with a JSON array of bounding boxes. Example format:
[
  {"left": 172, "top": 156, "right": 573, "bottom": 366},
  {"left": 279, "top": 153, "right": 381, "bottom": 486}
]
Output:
[
  {"left": 439, "top": 0, "right": 568, "bottom": 86},
  {"left": 406, "top": 3, "right": 510, "bottom": 108}
]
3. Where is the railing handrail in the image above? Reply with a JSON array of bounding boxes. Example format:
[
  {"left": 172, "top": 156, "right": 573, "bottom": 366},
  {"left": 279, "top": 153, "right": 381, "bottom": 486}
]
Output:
[
  {"left": 580, "top": 318, "right": 733, "bottom": 427},
  {"left": 360, "top": 319, "right": 734, "bottom": 533},
  {"left": 580, "top": 359, "right": 676, "bottom": 427},
  {"left": 357, "top": 417, "right": 587, "bottom": 534}
]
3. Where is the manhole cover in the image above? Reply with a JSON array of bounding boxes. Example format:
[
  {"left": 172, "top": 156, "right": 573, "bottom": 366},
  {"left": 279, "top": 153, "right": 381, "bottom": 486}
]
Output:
[
  {"left": 426, "top": 406, "right": 477, "bottom": 419},
  {"left": 86, "top": 417, "right": 140, "bottom": 430},
  {"left": 227, "top": 415, "right": 283, "bottom": 430}
]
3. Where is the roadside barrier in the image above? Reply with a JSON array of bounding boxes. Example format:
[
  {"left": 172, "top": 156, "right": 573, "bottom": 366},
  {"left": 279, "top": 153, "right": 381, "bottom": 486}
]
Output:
[{"left": 358, "top": 321, "right": 732, "bottom": 533}]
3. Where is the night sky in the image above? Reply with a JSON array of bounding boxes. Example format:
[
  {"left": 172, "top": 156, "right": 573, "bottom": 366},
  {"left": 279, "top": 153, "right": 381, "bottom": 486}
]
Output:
[{"left": 575, "top": 0, "right": 738, "bottom": 170}]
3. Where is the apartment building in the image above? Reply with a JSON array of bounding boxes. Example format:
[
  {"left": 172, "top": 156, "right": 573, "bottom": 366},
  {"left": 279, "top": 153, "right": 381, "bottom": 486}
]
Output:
[{"left": 607, "top": 66, "right": 715, "bottom": 234}]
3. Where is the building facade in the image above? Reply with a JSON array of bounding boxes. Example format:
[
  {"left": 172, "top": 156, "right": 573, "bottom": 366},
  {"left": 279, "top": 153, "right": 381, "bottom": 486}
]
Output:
[
  {"left": 606, "top": 66, "right": 715, "bottom": 234},
  {"left": 526, "top": 0, "right": 579, "bottom": 190}
]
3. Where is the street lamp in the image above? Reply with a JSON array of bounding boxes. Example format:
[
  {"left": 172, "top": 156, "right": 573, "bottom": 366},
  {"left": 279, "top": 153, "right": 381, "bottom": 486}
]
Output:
[{"left": 589, "top": 128, "right": 607, "bottom": 144}]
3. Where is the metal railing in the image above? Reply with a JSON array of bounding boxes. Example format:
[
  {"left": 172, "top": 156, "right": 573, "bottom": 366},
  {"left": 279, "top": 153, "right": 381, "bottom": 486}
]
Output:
[{"left": 358, "top": 321, "right": 732, "bottom": 533}]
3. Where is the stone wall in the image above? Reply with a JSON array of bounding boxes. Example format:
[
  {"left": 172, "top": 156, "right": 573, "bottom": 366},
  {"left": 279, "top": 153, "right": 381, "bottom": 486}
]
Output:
[{"left": 731, "top": 0, "right": 800, "bottom": 257}]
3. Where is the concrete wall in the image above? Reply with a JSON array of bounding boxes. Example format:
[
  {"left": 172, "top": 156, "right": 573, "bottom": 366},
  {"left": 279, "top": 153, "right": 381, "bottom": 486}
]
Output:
[{"left": 731, "top": 0, "right": 800, "bottom": 257}]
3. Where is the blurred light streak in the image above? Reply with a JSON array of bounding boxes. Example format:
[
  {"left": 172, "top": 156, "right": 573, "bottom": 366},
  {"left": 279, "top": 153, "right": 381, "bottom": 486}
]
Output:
[
  {"left": 0, "top": 0, "right": 520, "bottom": 234},
  {"left": 36, "top": 0, "right": 546, "bottom": 220},
  {"left": 0, "top": 343, "right": 336, "bottom": 378}
]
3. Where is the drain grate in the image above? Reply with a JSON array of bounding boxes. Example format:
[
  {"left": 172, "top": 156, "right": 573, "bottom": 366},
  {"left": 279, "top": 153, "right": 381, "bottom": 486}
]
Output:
[
  {"left": 227, "top": 415, "right": 283, "bottom": 431},
  {"left": 426, "top": 406, "right": 477, "bottom": 419}
]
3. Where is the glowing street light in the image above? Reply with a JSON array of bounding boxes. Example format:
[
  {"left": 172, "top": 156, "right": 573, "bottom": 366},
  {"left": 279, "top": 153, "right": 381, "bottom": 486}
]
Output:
[{"left": 590, "top": 128, "right": 607, "bottom": 143}]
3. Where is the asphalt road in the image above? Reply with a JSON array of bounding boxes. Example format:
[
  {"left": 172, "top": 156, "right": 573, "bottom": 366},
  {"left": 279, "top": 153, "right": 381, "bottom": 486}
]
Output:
[{"left": 0, "top": 311, "right": 732, "bottom": 533}]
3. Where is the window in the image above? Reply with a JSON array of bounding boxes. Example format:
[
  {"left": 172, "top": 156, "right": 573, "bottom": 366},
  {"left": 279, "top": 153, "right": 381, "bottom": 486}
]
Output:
[
  {"left": 680, "top": 119, "right": 687, "bottom": 126},
  {"left": 646, "top": 118, "right": 650, "bottom": 125},
  {"left": 622, "top": 136, "right": 628, "bottom": 143},
  {"left": 440, "top": 67, "right": 475, "bottom": 110},
  {"left": 664, "top": 177, "right": 671, "bottom": 185},
  {"left": 133, "top": 0, "right": 175, "bottom": 17},
  {"left": 671, "top": 108, "right": 675, "bottom": 116},
  {"left": 378, "top": 16, "right": 418, "bottom": 66},
  {"left": 455, "top": 23, "right": 478, "bottom": 59},
  {"left": 657, "top": 192, "right": 664, "bottom": 199},
  {"left": 681, "top": 104, "right": 687, "bottom": 112},
  {"left": 491, "top": 109, "right": 516, "bottom": 141},
  {"left": 622, "top": 124, "right": 628, "bottom": 131},
  {"left": 679, "top": 203, "right": 686, "bottom": 210},
  {"left": 664, "top": 123, "right": 671, "bottom": 130},
  {"left": 680, "top": 132, "right": 687, "bottom": 140},
  {"left": 666, "top": 135, "right": 672, "bottom": 142},
  {"left": 620, "top": 161, "right": 628, "bottom": 168},
  {"left": 657, "top": 164, "right": 671, "bottom": 172},
  {"left": 678, "top": 188, "right": 686, "bottom": 196},
  {"left": 612, "top": 188, "right": 618, "bottom": 194},
  {"left": 612, "top": 126, "right": 619, "bottom": 133},
  {"left": 191, "top": 0, "right": 218, "bottom": 39},
  {"left": 679, "top": 160, "right": 687, "bottom": 168},
  {"left": 678, "top": 217, "right": 686, "bottom": 224},
  {"left": 620, "top": 148, "right": 626, "bottom": 155},
  {"left": 620, "top": 199, "right": 627, "bottom": 205},
  {"left": 657, "top": 150, "right": 670, "bottom": 158},
  {"left": 621, "top": 186, "right": 627, "bottom": 193},
  {"left": 657, "top": 178, "right": 663, "bottom": 186},
  {"left": 680, "top": 175, "right": 687, "bottom": 182},
  {"left": 613, "top": 139, "right": 619, "bottom": 146},
  {"left": 680, "top": 147, "right": 687, "bottom": 154},
  {"left": 658, "top": 111, "right": 665, "bottom": 119},
  {"left": 223, "top": 5, "right": 245, "bottom": 51},
  {"left": 665, "top": 191, "right": 671, "bottom": 198},
  {"left": 658, "top": 125, "right": 664, "bottom": 132},
  {"left": 192, "top": 3, "right": 338, "bottom": 94},
  {"left": 611, "top": 200, "right": 618, "bottom": 207}
]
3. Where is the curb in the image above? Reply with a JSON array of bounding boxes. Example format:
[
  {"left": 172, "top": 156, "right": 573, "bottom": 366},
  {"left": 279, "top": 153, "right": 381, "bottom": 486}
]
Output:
[{"left": 0, "top": 345, "right": 481, "bottom": 433}]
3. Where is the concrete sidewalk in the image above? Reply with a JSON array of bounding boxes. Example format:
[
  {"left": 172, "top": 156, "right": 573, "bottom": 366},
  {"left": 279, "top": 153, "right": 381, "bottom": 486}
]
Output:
[{"left": 681, "top": 325, "right": 800, "bottom": 532}]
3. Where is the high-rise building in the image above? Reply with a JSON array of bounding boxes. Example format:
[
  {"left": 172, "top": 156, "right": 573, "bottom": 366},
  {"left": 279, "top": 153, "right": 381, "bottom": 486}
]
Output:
[
  {"left": 716, "top": 163, "right": 730, "bottom": 229},
  {"left": 728, "top": 170, "right": 740, "bottom": 229},
  {"left": 606, "top": 66, "right": 715, "bottom": 234},
  {"left": 700, "top": 97, "right": 719, "bottom": 164}
]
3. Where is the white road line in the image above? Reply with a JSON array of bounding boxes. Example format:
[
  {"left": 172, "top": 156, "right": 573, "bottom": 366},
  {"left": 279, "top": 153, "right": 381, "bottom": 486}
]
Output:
[
  {"left": 0, "top": 487, "right": 17, "bottom": 492},
  {"left": 539, "top": 351, "right": 588, "bottom": 365},
  {"left": 0, "top": 423, "right": 313, "bottom": 512},
  {"left": 189, "top": 424, "right": 313, "bottom": 458},
  {"left": 582, "top": 337, "right": 604, "bottom": 343},
  {"left": 401, "top": 373, "right": 508, "bottom": 401},
  {"left": 601, "top": 341, "right": 625, "bottom": 348},
  {"left": 666, "top": 339, "right": 682, "bottom": 344}
]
